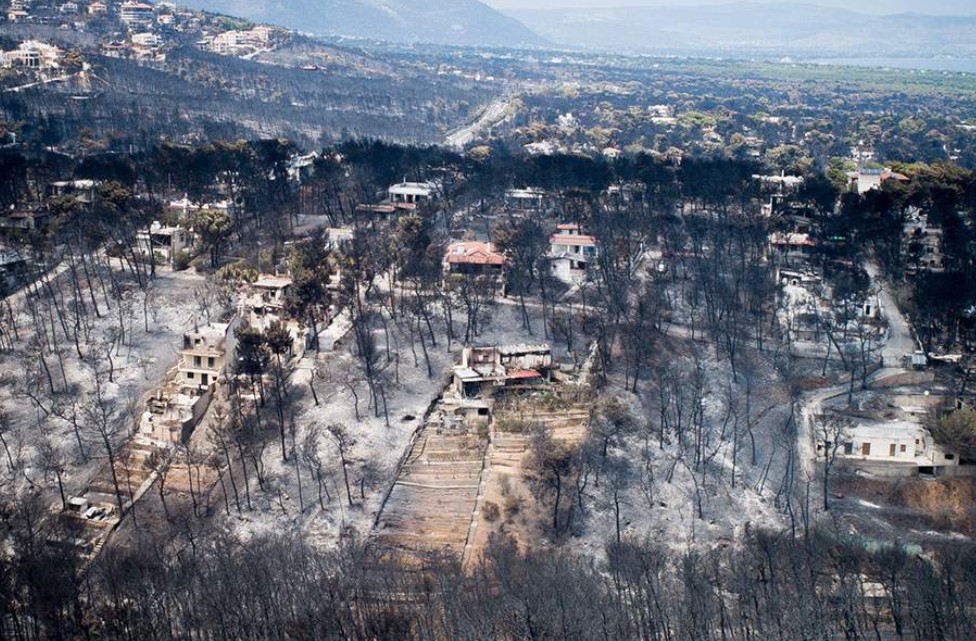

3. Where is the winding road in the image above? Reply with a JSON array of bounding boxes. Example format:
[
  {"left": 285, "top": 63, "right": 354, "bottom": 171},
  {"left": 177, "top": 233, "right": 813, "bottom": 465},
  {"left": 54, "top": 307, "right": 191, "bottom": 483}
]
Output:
[{"left": 796, "top": 259, "right": 919, "bottom": 486}]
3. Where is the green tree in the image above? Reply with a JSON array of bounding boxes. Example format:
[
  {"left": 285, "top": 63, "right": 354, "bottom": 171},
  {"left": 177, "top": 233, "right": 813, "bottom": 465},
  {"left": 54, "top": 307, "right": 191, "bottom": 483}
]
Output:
[
  {"left": 285, "top": 230, "right": 333, "bottom": 352},
  {"left": 194, "top": 209, "right": 233, "bottom": 268},
  {"left": 933, "top": 406, "right": 976, "bottom": 460},
  {"left": 234, "top": 325, "right": 269, "bottom": 407}
]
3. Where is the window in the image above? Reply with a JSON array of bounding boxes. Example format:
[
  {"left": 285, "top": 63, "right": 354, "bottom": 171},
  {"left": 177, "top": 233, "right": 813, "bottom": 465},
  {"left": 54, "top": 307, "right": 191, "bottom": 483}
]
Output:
[
  {"left": 844, "top": 442, "right": 853, "bottom": 455},
  {"left": 889, "top": 444, "right": 897, "bottom": 457},
  {"left": 900, "top": 444, "right": 907, "bottom": 453},
  {"left": 187, "top": 372, "right": 194, "bottom": 380},
  {"left": 208, "top": 357, "right": 215, "bottom": 368},
  {"left": 945, "top": 453, "right": 955, "bottom": 461},
  {"left": 862, "top": 443, "right": 871, "bottom": 456}
]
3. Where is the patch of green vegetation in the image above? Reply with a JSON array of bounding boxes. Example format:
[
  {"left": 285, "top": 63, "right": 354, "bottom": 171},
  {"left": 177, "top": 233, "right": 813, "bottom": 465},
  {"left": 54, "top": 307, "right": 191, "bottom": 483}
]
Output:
[
  {"left": 495, "top": 418, "right": 530, "bottom": 434},
  {"left": 656, "top": 57, "right": 976, "bottom": 97},
  {"left": 679, "top": 111, "right": 717, "bottom": 128},
  {"left": 217, "top": 16, "right": 256, "bottom": 31}
]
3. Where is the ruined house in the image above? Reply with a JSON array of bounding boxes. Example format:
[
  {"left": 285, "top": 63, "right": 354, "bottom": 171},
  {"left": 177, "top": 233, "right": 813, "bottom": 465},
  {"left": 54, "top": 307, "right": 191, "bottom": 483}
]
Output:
[
  {"left": 178, "top": 321, "right": 237, "bottom": 394},
  {"left": 135, "top": 221, "right": 193, "bottom": 267},
  {"left": 238, "top": 274, "right": 308, "bottom": 357},
  {"left": 452, "top": 344, "right": 552, "bottom": 399}
]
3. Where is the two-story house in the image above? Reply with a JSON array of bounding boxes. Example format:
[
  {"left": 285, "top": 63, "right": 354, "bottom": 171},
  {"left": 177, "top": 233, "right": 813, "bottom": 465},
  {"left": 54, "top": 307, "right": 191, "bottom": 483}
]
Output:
[
  {"left": 178, "top": 322, "right": 237, "bottom": 394},
  {"left": 549, "top": 224, "right": 598, "bottom": 284}
]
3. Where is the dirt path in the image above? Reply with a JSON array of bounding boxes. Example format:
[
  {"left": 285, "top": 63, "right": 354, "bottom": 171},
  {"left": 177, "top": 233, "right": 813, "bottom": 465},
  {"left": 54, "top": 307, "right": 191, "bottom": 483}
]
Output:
[
  {"left": 371, "top": 407, "right": 488, "bottom": 561},
  {"left": 463, "top": 392, "right": 591, "bottom": 567}
]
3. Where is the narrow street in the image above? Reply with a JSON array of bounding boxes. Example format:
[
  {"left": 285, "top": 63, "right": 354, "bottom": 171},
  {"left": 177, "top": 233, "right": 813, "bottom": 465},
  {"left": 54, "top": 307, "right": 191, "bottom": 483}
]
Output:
[
  {"left": 864, "top": 259, "right": 918, "bottom": 367},
  {"left": 796, "top": 259, "right": 917, "bottom": 496}
]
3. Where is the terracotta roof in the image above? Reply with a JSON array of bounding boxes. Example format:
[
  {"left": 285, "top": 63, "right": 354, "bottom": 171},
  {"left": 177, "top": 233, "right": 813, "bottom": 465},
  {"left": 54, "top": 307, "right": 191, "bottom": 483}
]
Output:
[
  {"left": 550, "top": 234, "right": 597, "bottom": 247},
  {"left": 445, "top": 242, "right": 507, "bottom": 266},
  {"left": 506, "top": 369, "right": 542, "bottom": 380}
]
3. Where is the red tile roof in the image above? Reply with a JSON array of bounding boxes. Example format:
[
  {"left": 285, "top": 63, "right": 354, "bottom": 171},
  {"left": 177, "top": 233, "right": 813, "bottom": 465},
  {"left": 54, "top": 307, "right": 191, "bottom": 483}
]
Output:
[
  {"left": 506, "top": 369, "right": 542, "bottom": 380},
  {"left": 550, "top": 234, "right": 597, "bottom": 247},
  {"left": 445, "top": 241, "right": 507, "bottom": 266}
]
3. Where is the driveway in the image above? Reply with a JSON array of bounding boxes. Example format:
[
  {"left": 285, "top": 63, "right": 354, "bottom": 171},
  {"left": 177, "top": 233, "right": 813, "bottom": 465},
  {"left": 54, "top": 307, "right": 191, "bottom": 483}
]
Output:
[{"left": 864, "top": 260, "right": 917, "bottom": 365}]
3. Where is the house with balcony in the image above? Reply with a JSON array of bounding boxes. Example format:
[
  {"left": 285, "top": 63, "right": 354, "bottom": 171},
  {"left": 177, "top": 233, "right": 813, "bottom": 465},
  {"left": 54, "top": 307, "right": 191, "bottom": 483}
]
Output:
[
  {"left": 142, "top": 382, "right": 210, "bottom": 444},
  {"left": 769, "top": 231, "right": 818, "bottom": 263},
  {"left": 178, "top": 321, "right": 237, "bottom": 394},
  {"left": 119, "top": 1, "right": 154, "bottom": 28},
  {"left": 549, "top": 224, "right": 598, "bottom": 284},
  {"left": 388, "top": 181, "right": 437, "bottom": 205},
  {"left": 504, "top": 187, "right": 546, "bottom": 211}
]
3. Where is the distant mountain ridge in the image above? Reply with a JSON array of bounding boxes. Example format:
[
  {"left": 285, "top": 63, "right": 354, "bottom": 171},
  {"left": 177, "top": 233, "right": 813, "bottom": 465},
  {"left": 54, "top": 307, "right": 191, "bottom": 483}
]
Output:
[
  {"left": 507, "top": 2, "right": 976, "bottom": 58},
  {"left": 181, "top": 0, "right": 547, "bottom": 47}
]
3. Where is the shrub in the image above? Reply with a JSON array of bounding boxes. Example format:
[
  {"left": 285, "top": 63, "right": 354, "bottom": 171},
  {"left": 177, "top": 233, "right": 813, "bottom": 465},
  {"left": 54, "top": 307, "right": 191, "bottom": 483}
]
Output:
[{"left": 482, "top": 501, "right": 500, "bottom": 523}]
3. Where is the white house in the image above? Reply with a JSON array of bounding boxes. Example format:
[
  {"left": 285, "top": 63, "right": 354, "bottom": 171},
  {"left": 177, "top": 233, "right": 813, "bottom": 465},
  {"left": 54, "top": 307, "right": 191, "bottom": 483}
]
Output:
[
  {"left": 131, "top": 32, "right": 162, "bottom": 48},
  {"left": 847, "top": 168, "right": 909, "bottom": 195},
  {"left": 1, "top": 41, "right": 62, "bottom": 69},
  {"left": 828, "top": 421, "right": 963, "bottom": 477},
  {"left": 178, "top": 321, "right": 238, "bottom": 394},
  {"left": 135, "top": 221, "right": 192, "bottom": 266},
  {"left": 549, "top": 224, "right": 599, "bottom": 284},
  {"left": 119, "top": 1, "right": 154, "bottom": 28},
  {"left": 504, "top": 187, "right": 545, "bottom": 210},
  {"left": 388, "top": 181, "right": 437, "bottom": 205},
  {"left": 238, "top": 274, "right": 308, "bottom": 358},
  {"left": 903, "top": 213, "right": 944, "bottom": 274}
]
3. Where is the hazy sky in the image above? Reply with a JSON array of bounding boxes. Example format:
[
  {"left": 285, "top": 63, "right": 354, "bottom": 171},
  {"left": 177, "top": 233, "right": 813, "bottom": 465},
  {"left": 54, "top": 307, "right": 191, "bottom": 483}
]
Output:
[{"left": 483, "top": 0, "right": 976, "bottom": 15}]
